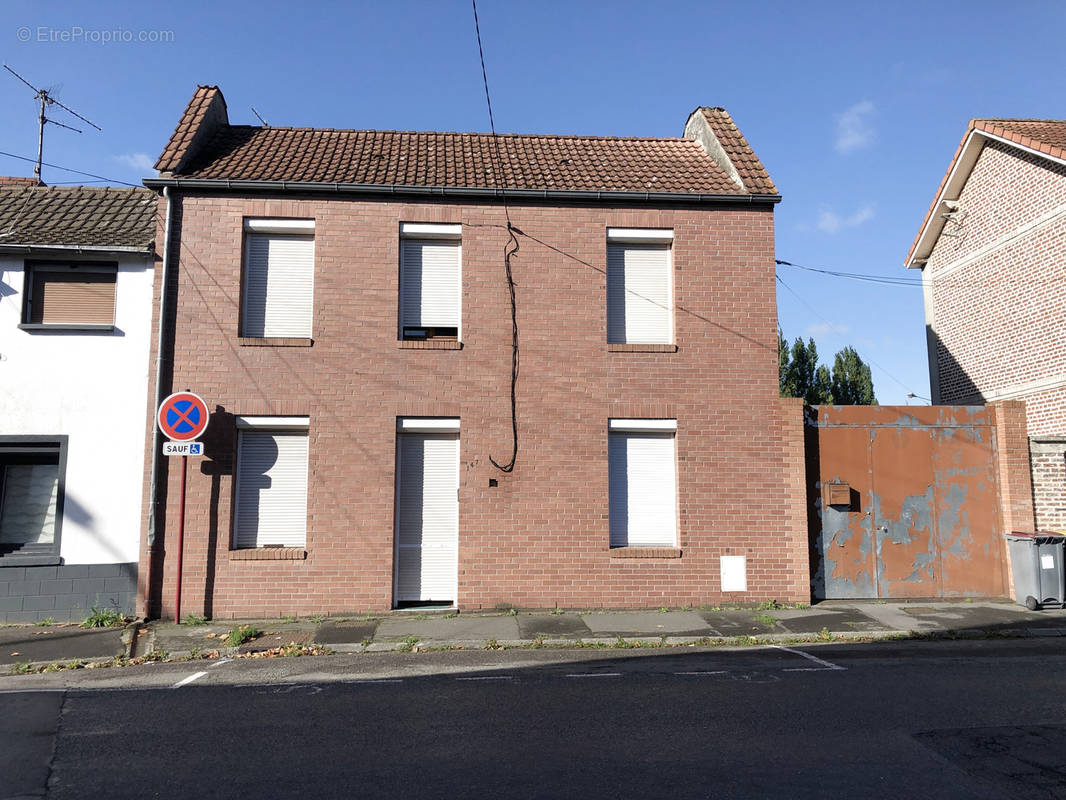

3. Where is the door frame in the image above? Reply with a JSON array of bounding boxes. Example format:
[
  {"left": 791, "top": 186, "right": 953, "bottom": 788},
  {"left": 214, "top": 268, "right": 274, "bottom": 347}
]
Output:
[{"left": 392, "top": 418, "right": 460, "bottom": 608}]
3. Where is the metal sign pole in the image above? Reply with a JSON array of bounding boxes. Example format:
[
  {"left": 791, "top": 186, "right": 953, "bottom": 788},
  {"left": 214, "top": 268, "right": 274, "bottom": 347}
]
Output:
[{"left": 175, "top": 454, "right": 187, "bottom": 622}]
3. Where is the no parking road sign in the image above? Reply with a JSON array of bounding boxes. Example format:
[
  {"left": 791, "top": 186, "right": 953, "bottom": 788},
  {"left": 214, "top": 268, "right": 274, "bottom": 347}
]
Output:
[{"left": 158, "top": 392, "right": 209, "bottom": 442}]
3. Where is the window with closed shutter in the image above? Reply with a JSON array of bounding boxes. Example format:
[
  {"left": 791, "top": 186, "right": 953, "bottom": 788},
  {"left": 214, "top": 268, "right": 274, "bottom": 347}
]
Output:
[
  {"left": 608, "top": 429, "right": 677, "bottom": 547},
  {"left": 241, "top": 232, "right": 315, "bottom": 337},
  {"left": 23, "top": 264, "right": 116, "bottom": 326},
  {"left": 400, "top": 232, "right": 460, "bottom": 339},
  {"left": 233, "top": 430, "right": 309, "bottom": 548},
  {"left": 606, "top": 242, "right": 672, "bottom": 344},
  {"left": 0, "top": 438, "right": 67, "bottom": 561}
]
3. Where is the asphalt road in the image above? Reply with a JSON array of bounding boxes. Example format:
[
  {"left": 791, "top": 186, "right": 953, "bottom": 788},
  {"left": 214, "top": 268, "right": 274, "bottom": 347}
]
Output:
[{"left": 3, "top": 639, "right": 1066, "bottom": 799}]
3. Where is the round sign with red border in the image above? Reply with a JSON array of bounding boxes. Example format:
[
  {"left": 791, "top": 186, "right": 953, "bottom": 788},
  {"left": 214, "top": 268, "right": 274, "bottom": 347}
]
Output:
[{"left": 157, "top": 392, "right": 209, "bottom": 442}]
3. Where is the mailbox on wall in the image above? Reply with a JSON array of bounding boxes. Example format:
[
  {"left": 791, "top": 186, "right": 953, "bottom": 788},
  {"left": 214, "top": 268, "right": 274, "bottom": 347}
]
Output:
[{"left": 826, "top": 482, "right": 851, "bottom": 507}]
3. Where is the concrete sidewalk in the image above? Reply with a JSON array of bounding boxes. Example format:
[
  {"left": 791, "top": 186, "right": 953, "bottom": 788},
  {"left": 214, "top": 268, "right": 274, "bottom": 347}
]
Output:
[{"left": 4, "top": 600, "right": 1066, "bottom": 669}]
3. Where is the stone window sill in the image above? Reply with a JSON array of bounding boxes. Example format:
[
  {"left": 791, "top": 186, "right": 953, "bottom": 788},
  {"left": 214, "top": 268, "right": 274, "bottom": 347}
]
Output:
[
  {"left": 398, "top": 340, "right": 463, "bottom": 350},
  {"left": 19, "top": 324, "right": 115, "bottom": 333},
  {"left": 609, "top": 546, "right": 682, "bottom": 559},
  {"left": 230, "top": 548, "right": 307, "bottom": 561},
  {"left": 607, "top": 344, "right": 678, "bottom": 353},
  {"left": 0, "top": 553, "right": 62, "bottom": 567},
  {"left": 238, "top": 337, "right": 313, "bottom": 347}
]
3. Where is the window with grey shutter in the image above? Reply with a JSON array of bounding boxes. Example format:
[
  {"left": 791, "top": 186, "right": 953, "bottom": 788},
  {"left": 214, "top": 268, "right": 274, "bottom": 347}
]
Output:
[
  {"left": 399, "top": 223, "right": 461, "bottom": 340},
  {"left": 241, "top": 222, "right": 315, "bottom": 338},
  {"left": 608, "top": 421, "right": 677, "bottom": 547},
  {"left": 0, "top": 438, "right": 67, "bottom": 562},
  {"left": 606, "top": 230, "right": 673, "bottom": 344},
  {"left": 233, "top": 427, "right": 309, "bottom": 549}
]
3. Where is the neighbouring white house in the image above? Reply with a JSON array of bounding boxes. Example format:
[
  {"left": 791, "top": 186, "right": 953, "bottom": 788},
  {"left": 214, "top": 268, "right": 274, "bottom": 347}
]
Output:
[{"left": 0, "top": 178, "right": 156, "bottom": 621}]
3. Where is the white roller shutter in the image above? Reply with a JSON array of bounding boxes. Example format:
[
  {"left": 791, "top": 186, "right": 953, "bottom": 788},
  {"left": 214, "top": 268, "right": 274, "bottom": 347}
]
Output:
[
  {"left": 606, "top": 243, "right": 672, "bottom": 344},
  {"left": 609, "top": 431, "right": 677, "bottom": 547},
  {"left": 395, "top": 433, "right": 458, "bottom": 603},
  {"left": 400, "top": 239, "right": 460, "bottom": 328},
  {"left": 233, "top": 430, "right": 309, "bottom": 548},
  {"left": 242, "top": 233, "right": 315, "bottom": 337}
]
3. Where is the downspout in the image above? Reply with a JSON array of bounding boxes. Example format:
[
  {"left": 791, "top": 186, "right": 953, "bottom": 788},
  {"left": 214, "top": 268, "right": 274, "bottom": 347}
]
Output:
[{"left": 144, "top": 185, "right": 174, "bottom": 619}]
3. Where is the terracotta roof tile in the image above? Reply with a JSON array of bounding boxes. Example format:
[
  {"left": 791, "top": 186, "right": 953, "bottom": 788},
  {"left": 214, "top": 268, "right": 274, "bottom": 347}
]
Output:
[
  {"left": 155, "top": 85, "right": 223, "bottom": 172},
  {"left": 699, "top": 108, "right": 777, "bottom": 193},
  {"left": 174, "top": 125, "right": 765, "bottom": 195},
  {"left": 0, "top": 186, "right": 156, "bottom": 250},
  {"left": 974, "top": 118, "right": 1066, "bottom": 162}
]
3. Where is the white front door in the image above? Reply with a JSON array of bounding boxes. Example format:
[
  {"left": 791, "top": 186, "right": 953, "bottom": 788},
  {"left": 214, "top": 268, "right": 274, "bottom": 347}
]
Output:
[{"left": 395, "top": 433, "right": 458, "bottom": 604}]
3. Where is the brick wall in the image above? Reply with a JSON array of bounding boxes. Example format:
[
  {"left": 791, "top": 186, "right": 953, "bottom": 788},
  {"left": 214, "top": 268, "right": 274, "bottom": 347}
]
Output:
[
  {"left": 140, "top": 193, "right": 806, "bottom": 618},
  {"left": 927, "top": 140, "right": 1066, "bottom": 437},
  {"left": 1030, "top": 437, "right": 1066, "bottom": 530}
]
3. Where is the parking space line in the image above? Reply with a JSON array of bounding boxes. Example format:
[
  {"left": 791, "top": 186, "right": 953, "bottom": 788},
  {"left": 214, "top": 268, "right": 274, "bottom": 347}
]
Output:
[
  {"left": 772, "top": 645, "right": 846, "bottom": 671},
  {"left": 456, "top": 675, "right": 513, "bottom": 681},
  {"left": 171, "top": 671, "right": 208, "bottom": 688},
  {"left": 674, "top": 670, "right": 727, "bottom": 676}
]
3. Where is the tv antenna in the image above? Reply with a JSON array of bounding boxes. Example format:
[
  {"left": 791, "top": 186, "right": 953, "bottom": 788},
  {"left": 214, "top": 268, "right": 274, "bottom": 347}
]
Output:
[{"left": 3, "top": 64, "right": 102, "bottom": 185}]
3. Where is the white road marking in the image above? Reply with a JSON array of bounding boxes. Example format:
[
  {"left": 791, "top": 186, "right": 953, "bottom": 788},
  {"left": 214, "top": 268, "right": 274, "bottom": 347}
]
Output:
[
  {"left": 351, "top": 678, "right": 403, "bottom": 684},
  {"left": 456, "top": 675, "right": 514, "bottom": 681},
  {"left": 210, "top": 658, "right": 233, "bottom": 668},
  {"left": 773, "top": 645, "right": 846, "bottom": 671},
  {"left": 171, "top": 671, "right": 208, "bottom": 688},
  {"left": 566, "top": 672, "right": 621, "bottom": 678},
  {"left": 674, "top": 670, "right": 727, "bottom": 676}
]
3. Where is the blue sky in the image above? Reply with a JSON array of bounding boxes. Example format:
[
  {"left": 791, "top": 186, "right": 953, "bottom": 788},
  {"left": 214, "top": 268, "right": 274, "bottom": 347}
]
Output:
[{"left": 3, "top": 0, "right": 1064, "bottom": 404}]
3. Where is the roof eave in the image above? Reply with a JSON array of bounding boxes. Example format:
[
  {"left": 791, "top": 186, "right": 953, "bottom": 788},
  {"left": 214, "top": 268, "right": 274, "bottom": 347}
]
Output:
[
  {"left": 0, "top": 243, "right": 154, "bottom": 257},
  {"left": 142, "top": 177, "right": 781, "bottom": 205},
  {"left": 905, "top": 125, "right": 1066, "bottom": 269}
]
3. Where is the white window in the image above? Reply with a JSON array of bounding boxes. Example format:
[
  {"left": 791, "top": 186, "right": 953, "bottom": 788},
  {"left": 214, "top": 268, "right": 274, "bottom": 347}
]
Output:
[
  {"left": 241, "top": 219, "right": 315, "bottom": 338},
  {"left": 232, "top": 417, "right": 310, "bottom": 549},
  {"left": 606, "top": 228, "right": 673, "bottom": 344},
  {"left": 399, "top": 223, "right": 461, "bottom": 340},
  {"left": 608, "top": 419, "right": 678, "bottom": 547}
]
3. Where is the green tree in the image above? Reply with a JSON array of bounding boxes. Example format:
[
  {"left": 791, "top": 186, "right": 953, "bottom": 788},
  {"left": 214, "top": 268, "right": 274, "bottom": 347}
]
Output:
[
  {"left": 830, "top": 346, "right": 877, "bottom": 405},
  {"left": 782, "top": 336, "right": 832, "bottom": 405},
  {"left": 778, "top": 333, "right": 876, "bottom": 406}
]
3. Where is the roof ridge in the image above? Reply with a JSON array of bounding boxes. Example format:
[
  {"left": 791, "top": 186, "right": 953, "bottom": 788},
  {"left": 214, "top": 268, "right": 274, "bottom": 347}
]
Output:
[
  {"left": 223, "top": 124, "right": 694, "bottom": 142},
  {"left": 975, "top": 117, "right": 1066, "bottom": 124}
]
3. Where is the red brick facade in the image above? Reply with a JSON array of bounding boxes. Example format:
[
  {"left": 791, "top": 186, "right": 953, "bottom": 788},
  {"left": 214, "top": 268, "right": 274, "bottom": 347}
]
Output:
[
  {"left": 921, "top": 135, "right": 1066, "bottom": 530},
  {"left": 137, "top": 192, "right": 809, "bottom": 618}
]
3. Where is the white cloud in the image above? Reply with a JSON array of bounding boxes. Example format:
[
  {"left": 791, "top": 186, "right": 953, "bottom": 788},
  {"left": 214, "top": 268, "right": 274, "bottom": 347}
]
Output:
[
  {"left": 816, "top": 203, "right": 875, "bottom": 234},
  {"left": 807, "top": 321, "right": 848, "bottom": 338},
  {"left": 835, "top": 100, "right": 876, "bottom": 154},
  {"left": 115, "top": 153, "right": 155, "bottom": 172}
]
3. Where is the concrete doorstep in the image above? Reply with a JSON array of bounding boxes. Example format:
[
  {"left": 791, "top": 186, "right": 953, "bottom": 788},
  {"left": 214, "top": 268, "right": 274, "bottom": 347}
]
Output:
[{"left": 3, "top": 600, "right": 1066, "bottom": 673}]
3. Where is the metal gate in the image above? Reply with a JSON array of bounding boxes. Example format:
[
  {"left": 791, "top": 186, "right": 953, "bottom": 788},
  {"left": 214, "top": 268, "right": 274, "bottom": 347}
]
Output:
[{"left": 810, "top": 406, "right": 1006, "bottom": 600}]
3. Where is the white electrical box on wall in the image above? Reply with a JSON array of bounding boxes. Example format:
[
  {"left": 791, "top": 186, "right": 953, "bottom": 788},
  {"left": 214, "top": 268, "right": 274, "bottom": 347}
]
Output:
[{"left": 720, "top": 555, "right": 747, "bottom": 592}]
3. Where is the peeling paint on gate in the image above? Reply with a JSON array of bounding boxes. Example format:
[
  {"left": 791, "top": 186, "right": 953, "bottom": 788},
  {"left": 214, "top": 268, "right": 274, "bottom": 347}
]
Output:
[{"left": 808, "top": 405, "right": 1004, "bottom": 600}]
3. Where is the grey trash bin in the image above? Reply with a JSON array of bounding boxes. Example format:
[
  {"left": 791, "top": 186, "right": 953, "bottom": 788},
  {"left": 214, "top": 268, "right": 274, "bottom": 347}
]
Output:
[{"left": 1006, "top": 531, "right": 1066, "bottom": 610}]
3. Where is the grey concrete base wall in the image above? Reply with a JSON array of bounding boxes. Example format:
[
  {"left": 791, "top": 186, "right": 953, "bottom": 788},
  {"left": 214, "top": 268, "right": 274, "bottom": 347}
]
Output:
[{"left": 0, "top": 562, "right": 136, "bottom": 623}]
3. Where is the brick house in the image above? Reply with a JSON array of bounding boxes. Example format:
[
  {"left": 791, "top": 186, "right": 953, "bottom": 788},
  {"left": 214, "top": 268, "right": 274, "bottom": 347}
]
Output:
[
  {"left": 0, "top": 181, "right": 156, "bottom": 621},
  {"left": 140, "top": 86, "right": 807, "bottom": 618},
  {"left": 906, "top": 118, "right": 1066, "bottom": 530}
]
